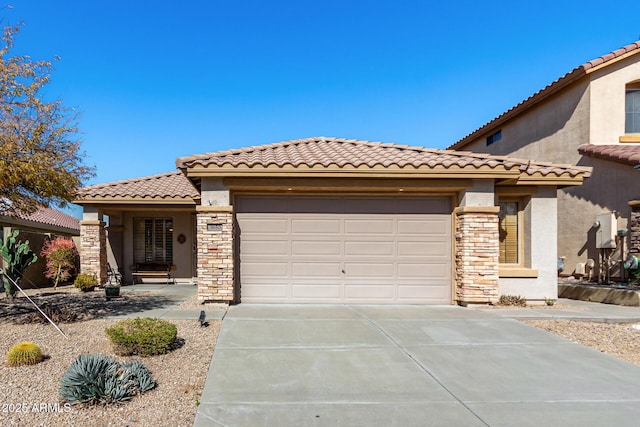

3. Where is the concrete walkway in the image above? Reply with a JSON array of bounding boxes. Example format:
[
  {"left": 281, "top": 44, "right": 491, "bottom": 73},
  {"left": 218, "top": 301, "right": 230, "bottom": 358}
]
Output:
[
  {"left": 106, "top": 284, "right": 226, "bottom": 321},
  {"left": 195, "top": 302, "right": 640, "bottom": 427},
  {"left": 481, "top": 298, "right": 640, "bottom": 323}
]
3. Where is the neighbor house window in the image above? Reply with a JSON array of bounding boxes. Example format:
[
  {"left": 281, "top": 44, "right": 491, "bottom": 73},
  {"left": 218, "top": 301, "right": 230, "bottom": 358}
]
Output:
[
  {"left": 133, "top": 218, "right": 173, "bottom": 263},
  {"left": 486, "top": 130, "right": 502, "bottom": 146},
  {"left": 626, "top": 85, "right": 640, "bottom": 133},
  {"left": 498, "top": 201, "right": 519, "bottom": 264}
]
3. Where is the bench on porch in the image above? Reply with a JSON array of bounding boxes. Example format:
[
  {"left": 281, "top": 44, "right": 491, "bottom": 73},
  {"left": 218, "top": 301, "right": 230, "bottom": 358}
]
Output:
[{"left": 131, "top": 262, "right": 174, "bottom": 285}]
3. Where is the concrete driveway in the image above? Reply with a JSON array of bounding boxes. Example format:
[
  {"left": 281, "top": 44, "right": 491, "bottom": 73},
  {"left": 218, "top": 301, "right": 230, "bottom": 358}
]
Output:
[{"left": 195, "top": 305, "right": 640, "bottom": 426}]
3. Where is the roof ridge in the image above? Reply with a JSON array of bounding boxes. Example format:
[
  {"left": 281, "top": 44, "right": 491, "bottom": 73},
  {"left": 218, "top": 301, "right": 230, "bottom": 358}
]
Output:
[
  {"left": 176, "top": 137, "right": 434, "bottom": 168},
  {"left": 81, "top": 171, "right": 182, "bottom": 190}
]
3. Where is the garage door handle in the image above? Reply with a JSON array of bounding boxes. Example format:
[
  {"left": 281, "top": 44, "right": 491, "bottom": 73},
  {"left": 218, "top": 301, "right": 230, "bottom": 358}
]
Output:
[{"left": 341, "top": 269, "right": 345, "bottom": 274}]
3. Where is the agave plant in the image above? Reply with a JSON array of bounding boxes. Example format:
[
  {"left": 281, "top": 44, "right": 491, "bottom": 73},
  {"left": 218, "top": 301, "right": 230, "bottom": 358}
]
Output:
[{"left": 60, "top": 354, "right": 156, "bottom": 405}]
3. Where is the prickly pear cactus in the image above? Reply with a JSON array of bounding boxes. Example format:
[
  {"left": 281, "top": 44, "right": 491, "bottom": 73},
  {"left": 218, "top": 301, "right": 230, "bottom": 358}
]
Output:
[{"left": 1, "top": 230, "right": 37, "bottom": 298}]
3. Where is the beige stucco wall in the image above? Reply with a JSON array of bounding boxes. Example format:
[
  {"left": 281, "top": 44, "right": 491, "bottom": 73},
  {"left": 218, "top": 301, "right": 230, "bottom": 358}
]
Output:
[
  {"left": 561, "top": 157, "right": 638, "bottom": 277},
  {"left": 458, "top": 179, "right": 494, "bottom": 207},
  {"left": 498, "top": 187, "right": 559, "bottom": 300},
  {"left": 589, "top": 56, "right": 640, "bottom": 143},
  {"left": 461, "top": 79, "right": 590, "bottom": 164}
]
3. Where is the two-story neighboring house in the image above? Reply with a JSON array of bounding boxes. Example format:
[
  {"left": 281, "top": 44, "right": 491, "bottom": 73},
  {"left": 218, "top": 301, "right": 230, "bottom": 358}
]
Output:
[{"left": 448, "top": 41, "right": 640, "bottom": 282}]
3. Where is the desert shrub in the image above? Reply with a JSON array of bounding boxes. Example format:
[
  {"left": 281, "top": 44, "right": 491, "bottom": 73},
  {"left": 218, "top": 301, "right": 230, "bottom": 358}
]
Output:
[
  {"left": 105, "top": 317, "right": 178, "bottom": 356},
  {"left": 7, "top": 341, "right": 44, "bottom": 366},
  {"left": 23, "top": 304, "right": 79, "bottom": 324},
  {"left": 41, "top": 237, "right": 78, "bottom": 288},
  {"left": 60, "top": 354, "right": 155, "bottom": 405},
  {"left": 73, "top": 273, "right": 97, "bottom": 292},
  {"left": 498, "top": 294, "right": 527, "bottom": 307}
]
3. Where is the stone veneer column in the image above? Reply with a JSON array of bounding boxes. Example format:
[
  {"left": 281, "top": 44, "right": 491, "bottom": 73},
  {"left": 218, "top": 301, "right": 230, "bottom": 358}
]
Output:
[
  {"left": 196, "top": 206, "right": 234, "bottom": 303},
  {"left": 79, "top": 220, "right": 107, "bottom": 285},
  {"left": 630, "top": 201, "right": 640, "bottom": 254},
  {"left": 454, "top": 206, "right": 500, "bottom": 305}
]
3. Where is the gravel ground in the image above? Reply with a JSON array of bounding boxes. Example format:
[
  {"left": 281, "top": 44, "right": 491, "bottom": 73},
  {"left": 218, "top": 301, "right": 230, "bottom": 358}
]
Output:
[
  {"left": 3, "top": 287, "right": 640, "bottom": 425},
  {"left": 1, "top": 289, "right": 220, "bottom": 427},
  {"left": 524, "top": 320, "right": 640, "bottom": 367}
]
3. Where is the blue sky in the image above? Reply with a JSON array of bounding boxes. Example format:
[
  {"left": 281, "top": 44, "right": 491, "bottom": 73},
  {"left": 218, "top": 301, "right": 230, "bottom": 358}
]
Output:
[{"left": 8, "top": 1, "right": 640, "bottom": 191}]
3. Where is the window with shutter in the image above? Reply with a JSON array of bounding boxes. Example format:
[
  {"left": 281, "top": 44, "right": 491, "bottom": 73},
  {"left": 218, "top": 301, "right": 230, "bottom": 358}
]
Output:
[
  {"left": 133, "top": 218, "right": 173, "bottom": 263},
  {"left": 498, "top": 201, "right": 519, "bottom": 264}
]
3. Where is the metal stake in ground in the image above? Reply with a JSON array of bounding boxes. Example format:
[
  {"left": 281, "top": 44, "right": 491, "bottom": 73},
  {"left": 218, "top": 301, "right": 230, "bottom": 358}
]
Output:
[{"left": 1, "top": 270, "right": 67, "bottom": 339}]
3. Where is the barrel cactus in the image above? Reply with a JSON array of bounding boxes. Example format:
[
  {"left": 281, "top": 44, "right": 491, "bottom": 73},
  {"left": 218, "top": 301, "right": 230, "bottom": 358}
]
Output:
[{"left": 7, "top": 341, "right": 44, "bottom": 366}]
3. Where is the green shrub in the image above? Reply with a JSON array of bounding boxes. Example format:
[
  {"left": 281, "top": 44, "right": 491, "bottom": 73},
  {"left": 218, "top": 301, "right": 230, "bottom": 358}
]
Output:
[
  {"left": 7, "top": 341, "right": 44, "bottom": 366},
  {"left": 60, "top": 354, "right": 155, "bottom": 405},
  {"left": 73, "top": 273, "right": 97, "bottom": 292},
  {"left": 498, "top": 294, "right": 527, "bottom": 307},
  {"left": 544, "top": 297, "right": 556, "bottom": 306},
  {"left": 105, "top": 318, "right": 178, "bottom": 356}
]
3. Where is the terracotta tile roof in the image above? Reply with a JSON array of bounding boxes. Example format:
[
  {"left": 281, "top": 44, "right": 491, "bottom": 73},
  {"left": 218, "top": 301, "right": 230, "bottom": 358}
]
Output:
[
  {"left": 1, "top": 206, "right": 80, "bottom": 233},
  {"left": 176, "top": 137, "right": 591, "bottom": 178},
  {"left": 449, "top": 40, "right": 640, "bottom": 150},
  {"left": 578, "top": 144, "right": 640, "bottom": 166},
  {"left": 76, "top": 171, "right": 200, "bottom": 202}
]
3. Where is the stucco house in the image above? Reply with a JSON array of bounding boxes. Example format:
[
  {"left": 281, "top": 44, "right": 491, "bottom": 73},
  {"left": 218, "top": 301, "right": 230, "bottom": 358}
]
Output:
[
  {"left": 74, "top": 137, "right": 590, "bottom": 305},
  {"left": 448, "top": 41, "right": 640, "bottom": 281},
  {"left": 1, "top": 206, "right": 80, "bottom": 287}
]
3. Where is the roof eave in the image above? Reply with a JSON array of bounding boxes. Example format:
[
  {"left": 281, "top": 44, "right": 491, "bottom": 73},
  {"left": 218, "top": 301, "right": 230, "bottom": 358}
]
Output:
[
  {"left": 0, "top": 216, "right": 79, "bottom": 235},
  {"left": 511, "top": 175, "right": 588, "bottom": 187},
  {"left": 183, "top": 165, "right": 524, "bottom": 179}
]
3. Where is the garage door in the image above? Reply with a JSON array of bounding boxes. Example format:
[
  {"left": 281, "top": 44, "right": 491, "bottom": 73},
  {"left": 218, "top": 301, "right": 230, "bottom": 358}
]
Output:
[{"left": 235, "top": 195, "right": 452, "bottom": 304}]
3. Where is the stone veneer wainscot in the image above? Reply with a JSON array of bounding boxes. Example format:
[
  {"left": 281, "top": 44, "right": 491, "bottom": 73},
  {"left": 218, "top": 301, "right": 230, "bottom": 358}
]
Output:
[
  {"left": 454, "top": 207, "right": 500, "bottom": 305},
  {"left": 196, "top": 206, "right": 234, "bottom": 303},
  {"left": 79, "top": 220, "right": 107, "bottom": 285}
]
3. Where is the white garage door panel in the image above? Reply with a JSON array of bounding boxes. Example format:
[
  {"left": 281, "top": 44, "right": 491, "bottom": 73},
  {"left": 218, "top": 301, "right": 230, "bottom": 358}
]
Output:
[
  {"left": 293, "top": 284, "right": 341, "bottom": 299},
  {"left": 236, "top": 196, "right": 452, "bottom": 304},
  {"left": 240, "top": 218, "right": 288, "bottom": 233},
  {"left": 345, "top": 241, "right": 394, "bottom": 256},
  {"left": 242, "top": 284, "right": 288, "bottom": 299},
  {"left": 241, "top": 240, "right": 289, "bottom": 255},
  {"left": 292, "top": 241, "right": 341, "bottom": 255},
  {"left": 291, "top": 262, "right": 342, "bottom": 277},
  {"left": 344, "top": 262, "right": 395, "bottom": 277},
  {"left": 397, "top": 219, "right": 449, "bottom": 235},
  {"left": 345, "top": 285, "right": 395, "bottom": 299},
  {"left": 345, "top": 219, "right": 394, "bottom": 234},
  {"left": 398, "top": 285, "right": 450, "bottom": 300},
  {"left": 398, "top": 263, "right": 449, "bottom": 278},
  {"left": 242, "top": 262, "right": 289, "bottom": 277},
  {"left": 397, "top": 241, "right": 448, "bottom": 257},
  {"left": 292, "top": 219, "right": 341, "bottom": 234}
]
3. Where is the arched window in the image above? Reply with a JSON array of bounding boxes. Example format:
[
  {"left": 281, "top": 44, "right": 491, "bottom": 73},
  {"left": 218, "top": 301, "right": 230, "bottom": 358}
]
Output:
[{"left": 626, "top": 81, "right": 640, "bottom": 133}]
